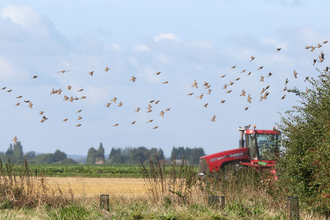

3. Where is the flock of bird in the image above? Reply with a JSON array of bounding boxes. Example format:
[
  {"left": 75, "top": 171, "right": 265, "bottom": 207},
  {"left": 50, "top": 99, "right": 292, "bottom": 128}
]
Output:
[{"left": 7, "top": 40, "right": 330, "bottom": 144}]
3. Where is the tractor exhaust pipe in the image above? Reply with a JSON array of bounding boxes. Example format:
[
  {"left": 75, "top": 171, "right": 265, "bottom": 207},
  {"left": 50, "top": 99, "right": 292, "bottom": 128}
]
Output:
[{"left": 238, "top": 126, "right": 245, "bottom": 148}]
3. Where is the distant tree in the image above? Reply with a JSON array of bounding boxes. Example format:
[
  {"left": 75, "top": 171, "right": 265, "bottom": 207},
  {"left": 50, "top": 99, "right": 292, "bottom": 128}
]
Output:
[
  {"left": 97, "top": 142, "right": 105, "bottom": 161},
  {"left": 129, "top": 146, "right": 148, "bottom": 164},
  {"left": 86, "top": 147, "right": 97, "bottom": 164},
  {"left": 5, "top": 144, "right": 13, "bottom": 156},
  {"left": 189, "top": 147, "right": 205, "bottom": 164},
  {"left": 33, "top": 153, "right": 54, "bottom": 164},
  {"left": 24, "top": 151, "right": 36, "bottom": 161},
  {"left": 13, "top": 141, "right": 24, "bottom": 163},
  {"left": 53, "top": 150, "right": 67, "bottom": 162}
]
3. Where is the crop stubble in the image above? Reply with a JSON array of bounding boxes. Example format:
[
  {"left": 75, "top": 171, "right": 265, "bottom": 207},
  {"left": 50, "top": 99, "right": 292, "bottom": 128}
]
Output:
[{"left": 45, "top": 177, "right": 147, "bottom": 197}]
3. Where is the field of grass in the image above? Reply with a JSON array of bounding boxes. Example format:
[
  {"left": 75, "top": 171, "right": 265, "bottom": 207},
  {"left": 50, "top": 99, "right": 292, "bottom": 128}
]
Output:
[{"left": 0, "top": 159, "right": 329, "bottom": 219}]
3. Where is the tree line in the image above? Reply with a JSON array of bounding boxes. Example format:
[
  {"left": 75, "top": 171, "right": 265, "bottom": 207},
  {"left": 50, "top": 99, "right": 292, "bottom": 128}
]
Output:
[{"left": 0, "top": 141, "right": 206, "bottom": 165}]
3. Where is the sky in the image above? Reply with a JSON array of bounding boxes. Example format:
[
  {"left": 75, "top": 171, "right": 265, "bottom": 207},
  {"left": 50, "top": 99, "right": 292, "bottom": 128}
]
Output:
[{"left": 0, "top": 0, "right": 330, "bottom": 158}]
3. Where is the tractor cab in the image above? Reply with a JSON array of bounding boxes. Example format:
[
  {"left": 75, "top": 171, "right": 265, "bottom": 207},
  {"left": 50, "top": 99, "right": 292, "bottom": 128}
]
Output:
[{"left": 245, "top": 128, "right": 279, "bottom": 162}]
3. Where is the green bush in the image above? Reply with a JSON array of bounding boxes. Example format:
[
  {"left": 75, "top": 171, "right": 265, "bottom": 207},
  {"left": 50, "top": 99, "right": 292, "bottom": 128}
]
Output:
[{"left": 277, "top": 69, "right": 330, "bottom": 217}]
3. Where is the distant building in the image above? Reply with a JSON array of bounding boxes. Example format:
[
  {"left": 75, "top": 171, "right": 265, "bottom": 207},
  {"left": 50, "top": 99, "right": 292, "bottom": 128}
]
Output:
[
  {"left": 171, "top": 159, "right": 189, "bottom": 165},
  {"left": 95, "top": 160, "right": 104, "bottom": 164}
]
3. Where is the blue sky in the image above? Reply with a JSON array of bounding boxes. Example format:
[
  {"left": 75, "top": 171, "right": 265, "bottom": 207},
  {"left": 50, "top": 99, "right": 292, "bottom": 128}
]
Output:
[{"left": 0, "top": 0, "right": 329, "bottom": 158}]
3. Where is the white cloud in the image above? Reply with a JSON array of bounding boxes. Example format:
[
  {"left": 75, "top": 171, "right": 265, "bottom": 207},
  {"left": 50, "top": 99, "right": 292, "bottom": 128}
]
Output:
[
  {"left": 105, "top": 44, "right": 121, "bottom": 51},
  {"left": 185, "top": 41, "right": 213, "bottom": 50},
  {"left": 154, "top": 33, "right": 179, "bottom": 42},
  {"left": 0, "top": 57, "right": 28, "bottom": 81},
  {"left": 133, "top": 44, "right": 150, "bottom": 51}
]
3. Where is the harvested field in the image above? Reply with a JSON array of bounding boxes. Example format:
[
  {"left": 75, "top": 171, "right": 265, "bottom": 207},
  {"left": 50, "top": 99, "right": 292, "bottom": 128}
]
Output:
[{"left": 44, "top": 177, "right": 147, "bottom": 197}]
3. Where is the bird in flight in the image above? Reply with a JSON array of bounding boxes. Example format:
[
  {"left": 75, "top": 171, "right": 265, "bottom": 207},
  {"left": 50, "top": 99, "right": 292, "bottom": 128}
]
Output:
[
  {"left": 155, "top": 100, "right": 160, "bottom": 104},
  {"left": 245, "top": 107, "right": 249, "bottom": 111},
  {"left": 67, "top": 85, "right": 72, "bottom": 91},
  {"left": 160, "top": 111, "right": 165, "bottom": 117},
  {"left": 207, "top": 89, "right": 212, "bottom": 95},
  {"left": 222, "top": 84, "right": 227, "bottom": 90},
  {"left": 220, "top": 75, "right": 226, "bottom": 78},
  {"left": 240, "top": 70, "right": 246, "bottom": 73},
  {"left": 294, "top": 70, "right": 298, "bottom": 78},
  {"left": 324, "top": 41, "right": 328, "bottom": 44},
  {"left": 162, "top": 81, "right": 169, "bottom": 84},
  {"left": 105, "top": 103, "right": 111, "bottom": 108},
  {"left": 134, "top": 107, "right": 141, "bottom": 112},
  {"left": 282, "top": 86, "right": 287, "bottom": 91},
  {"left": 304, "top": 76, "right": 309, "bottom": 82},
  {"left": 267, "top": 72, "right": 272, "bottom": 78},
  {"left": 191, "top": 80, "right": 198, "bottom": 88},
  {"left": 1, "top": 87, "right": 6, "bottom": 90},
  {"left": 62, "top": 119, "right": 68, "bottom": 122},
  {"left": 131, "top": 121, "right": 136, "bottom": 125},
  {"left": 226, "top": 90, "right": 232, "bottom": 93},
  {"left": 204, "top": 103, "right": 208, "bottom": 108},
  {"left": 12, "top": 136, "right": 17, "bottom": 144},
  {"left": 76, "top": 124, "right": 82, "bottom": 127},
  {"left": 152, "top": 126, "right": 158, "bottom": 129},
  {"left": 250, "top": 56, "right": 255, "bottom": 62},
  {"left": 28, "top": 102, "right": 33, "bottom": 109},
  {"left": 130, "top": 76, "right": 136, "bottom": 82},
  {"left": 231, "top": 65, "right": 236, "bottom": 69},
  {"left": 77, "top": 116, "right": 82, "bottom": 120},
  {"left": 211, "top": 115, "right": 216, "bottom": 122},
  {"left": 260, "top": 76, "right": 264, "bottom": 82},
  {"left": 111, "top": 97, "right": 117, "bottom": 103},
  {"left": 187, "top": 93, "right": 193, "bottom": 96},
  {"left": 112, "top": 123, "right": 119, "bottom": 127},
  {"left": 281, "top": 94, "right": 286, "bottom": 100},
  {"left": 56, "top": 70, "right": 70, "bottom": 73},
  {"left": 197, "top": 93, "right": 204, "bottom": 99},
  {"left": 6, "top": 89, "right": 12, "bottom": 93},
  {"left": 77, "top": 89, "right": 83, "bottom": 92},
  {"left": 257, "top": 66, "right": 264, "bottom": 70},
  {"left": 147, "top": 119, "right": 153, "bottom": 123},
  {"left": 235, "top": 78, "right": 240, "bottom": 81},
  {"left": 156, "top": 72, "right": 161, "bottom": 75},
  {"left": 276, "top": 48, "right": 281, "bottom": 52},
  {"left": 247, "top": 94, "right": 252, "bottom": 103},
  {"left": 247, "top": 71, "right": 252, "bottom": 76},
  {"left": 240, "top": 90, "right": 246, "bottom": 96},
  {"left": 16, "top": 96, "right": 22, "bottom": 98},
  {"left": 165, "top": 108, "right": 171, "bottom": 112},
  {"left": 77, "top": 109, "right": 82, "bottom": 113},
  {"left": 39, "top": 111, "right": 44, "bottom": 115},
  {"left": 117, "top": 102, "right": 123, "bottom": 107},
  {"left": 88, "top": 71, "right": 94, "bottom": 76},
  {"left": 14, "top": 102, "right": 20, "bottom": 107},
  {"left": 63, "top": 95, "right": 69, "bottom": 101},
  {"left": 285, "top": 78, "right": 289, "bottom": 85},
  {"left": 220, "top": 100, "right": 226, "bottom": 104},
  {"left": 32, "top": 75, "right": 38, "bottom": 79},
  {"left": 104, "top": 67, "right": 110, "bottom": 72},
  {"left": 81, "top": 96, "right": 87, "bottom": 99}
]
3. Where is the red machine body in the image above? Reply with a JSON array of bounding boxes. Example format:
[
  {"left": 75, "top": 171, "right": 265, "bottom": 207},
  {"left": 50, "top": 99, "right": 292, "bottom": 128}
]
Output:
[{"left": 198, "top": 127, "right": 280, "bottom": 179}]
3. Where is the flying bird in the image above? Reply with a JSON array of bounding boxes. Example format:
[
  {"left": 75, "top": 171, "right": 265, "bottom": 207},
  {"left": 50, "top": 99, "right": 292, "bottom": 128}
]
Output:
[
  {"left": 260, "top": 87, "right": 266, "bottom": 94},
  {"left": 146, "top": 109, "right": 153, "bottom": 113},
  {"left": 131, "top": 121, "right": 136, "bottom": 125},
  {"left": 203, "top": 82, "right": 209, "bottom": 86},
  {"left": 62, "top": 119, "right": 68, "bottom": 122},
  {"left": 69, "top": 96, "right": 74, "bottom": 102},
  {"left": 191, "top": 80, "right": 198, "bottom": 88},
  {"left": 77, "top": 110, "right": 82, "bottom": 113},
  {"left": 267, "top": 72, "right": 272, "bottom": 78},
  {"left": 235, "top": 78, "right": 240, "bottom": 81},
  {"left": 231, "top": 65, "right": 236, "bottom": 69},
  {"left": 117, "top": 102, "right": 123, "bottom": 107},
  {"left": 276, "top": 48, "right": 281, "bottom": 52},
  {"left": 240, "top": 90, "right": 246, "bottom": 96},
  {"left": 222, "top": 84, "right": 227, "bottom": 90},
  {"left": 220, "top": 100, "right": 226, "bottom": 104},
  {"left": 152, "top": 126, "right": 158, "bottom": 129},
  {"left": 165, "top": 108, "right": 171, "bottom": 112},
  {"left": 14, "top": 102, "right": 20, "bottom": 106},
  {"left": 313, "top": 59, "right": 317, "bottom": 66},
  {"left": 294, "top": 70, "right": 298, "bottom": 78},
  {"left": 77, "top": 89, "right": 83, "bottom": 92},
  {"left": 81, "top": 96, "right": 87, "bottom": 99},
  {"left": 317, "top": 43, "right": 322, "bottom": 48},
  {"left": 63, "top": 95, "right": 69, "bottom": 101},
  {"left": 147, "top": 119, "right": 153, "bottom": 123},
  {"left": 38, "top": 111, "right": 44, "bottom": 115},
  {"left": 247, "top": 71, "right": 252, "bottom": 76},
  {"left": 304, "top": 76, "right": 309, "bottom": 82},
  {"left": 105, "top": 103, "right": 111, "bottom": 108},
  {"left": 260, "top": 76, "right": 264, "bottom": 82},
  {"left": 67, "top": 85, "right": 72, "bottom": 91},
  {"left": 16, "top": 96, "right": 22, "bottom": 98},
  {"left": 245, "top": 107, "right": 249, "bottom": 111},
  {"left": 112, "top": 123, "right": 119, "bottom": 127},
  {"left": 204, "top": 103, "right": 208, "bottom": 108},
  {"left": 211, "top": 115, "right": 216, "bottom": 122},
  {"left": 240, "top": 70, "right": 246, "bottom": 73},
  {"left": 281, "top": 94, "right": 286, "bottom": 100},
  {"left": 305, "top": 46, "right": 311, "bottom": 49},
  {"left": 257, "top": 66, "right": 264, "bottom": 70},
  {"left": 226, "top": 90, "right": 232, "bottom": 93},
  {"left": 6, "top": 89, "right": 12, "bottom": 93},
  {"left": 156, "top": 72, "right": 161, "bottom": 75},
  {"left": 111, "top": 97, "right": 117, "bottom": 103},
  {"left": 220, "top": 75, "right": 226, "bottom": 78},
  {"left": 207, "top": 89, "right": 212, "bottom": 94},
  {"left": 28, "top": 102, "right": 33, "bottom": 109},
  {"left": 155, "top": 100, "right": 160, "bottom": 104},
  {"left": 32, "top": 75, "right": 38, "bottom": 79},
  {"left": 285, "top": 78, "right": 289, "bottom": 85},
  {"left": 197, "top": 93, "right": 204, "bottom": 99},
  {"left": 130, "top": 76, "right": 136, "bottom": 82},
  {"left": 160, "top": 111, "right": 165, "bottom": 117},
  {"left": 282, "top": 86, "right": 287, "bottom": 91},
  {"left": 311, "top": 46, "right": 316, "bottom": 52},
  {"left": 187, "top": 93, "right": 193, "bottom": 96},
  {"left": 74, "top": 97, "right": 79, "bottom": 100},
  {"left": 104, "top": 67, "right": 110, "bottom": 72},
  {"left": 134, "top": 107, "right": 141, "bottom": 112},
  {"left": 12, "top": 136, "right": 17, "bottom": 144},
  {"left": 77, "top": 116, "right": 82, "bottom": 120},
  {"left": 1, "top": 87, "right": 6, "bottom": 90},
  {"left": 250, "top": 56, "right": 255, "bottom": 62},
  {"left": 24, "top": 100, "right": 30, "bottom": 103},
  {"left": 56, "top": 70, "right": 70, "bottom": 73},
  {"left": 76, "top": 124, "right": 82, "bottom": 127},
  {"left": 324, "top": 41, "right": 328, "bottom": 44},
  {"left": 247, "top": 94, "right": 252, "bottom": 103},
  {"left": 88, "top": 71, "right": 94, "bottom": 76},
  {"left": 162, "top": 81, "right": 169, "bottom": 84},
  {"left": 150, "top": 100, "right": 154, "bottom": 103}
]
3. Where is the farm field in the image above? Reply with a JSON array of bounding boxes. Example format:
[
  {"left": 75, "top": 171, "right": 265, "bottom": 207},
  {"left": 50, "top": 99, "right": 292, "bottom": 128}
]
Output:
[{"left": 45, "top": 177, "right": 147, "bottom": 197}]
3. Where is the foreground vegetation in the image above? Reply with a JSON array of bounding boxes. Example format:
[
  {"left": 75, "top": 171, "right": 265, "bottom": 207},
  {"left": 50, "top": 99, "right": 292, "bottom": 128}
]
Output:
[{"left": 0, "top": 158, "right": 328, "bottom": 219}]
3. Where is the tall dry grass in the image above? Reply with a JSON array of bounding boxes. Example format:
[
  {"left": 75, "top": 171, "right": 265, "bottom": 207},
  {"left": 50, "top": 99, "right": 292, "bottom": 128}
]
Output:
[{"left": 0, "top": 157, "right": 73, "bottom": 209}]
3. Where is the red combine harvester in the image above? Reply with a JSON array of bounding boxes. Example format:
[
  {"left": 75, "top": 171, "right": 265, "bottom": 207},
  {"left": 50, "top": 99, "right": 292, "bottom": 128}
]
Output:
[{"left": 198, "top": 125, "right": 280, "bottom": 179}]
